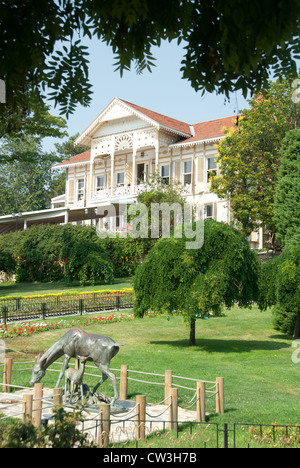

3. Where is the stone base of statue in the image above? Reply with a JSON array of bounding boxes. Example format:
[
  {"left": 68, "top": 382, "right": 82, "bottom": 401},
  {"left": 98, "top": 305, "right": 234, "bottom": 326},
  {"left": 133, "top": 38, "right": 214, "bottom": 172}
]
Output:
[{"left": 64, "top": 385, "right": 135, "bottom": 415}]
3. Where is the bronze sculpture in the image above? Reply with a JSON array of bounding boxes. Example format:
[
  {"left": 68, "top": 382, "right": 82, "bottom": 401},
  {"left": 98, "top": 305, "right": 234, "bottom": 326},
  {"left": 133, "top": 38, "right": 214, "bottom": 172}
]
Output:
[
  {"left": 64, "top": 355, "right": 88, "bottom": 404},
  {"left": 30, "top": 328, "right": 124, "bottom": 405}
]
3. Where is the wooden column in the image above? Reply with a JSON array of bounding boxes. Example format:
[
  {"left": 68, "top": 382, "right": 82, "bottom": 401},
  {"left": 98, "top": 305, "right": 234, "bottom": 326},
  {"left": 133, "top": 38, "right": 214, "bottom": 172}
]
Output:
[
  {"left": 168, "top": 388, "right": 178, "bottom": 432},
  {"left": 197, "top": 381, "right": 206, "bottom": 422},
  {"left": 164, "top": 370, "right": 172, "bottom": 405},
  {"left": 136, "top": 395, "right": 146, "bottom": 441},
  {"left": 33, "top": 383, "right": 43, "bottom": 428},
  {"left": 53, "top": 387, "right": 63, "bottom": 408},
  {"left": 119, "top": 364, "right": 128, "bottom": 400},
  {"left": 89, "top": 158, "right": 94, "bottom": 201},
  {"left": 216, "top": 377, "right": 224, "bottom": 414},
  {"left": 23, "top": 393, "right": 33, "bottom": 422},
  {"left": 98, "top": 403, "right": 110, "bottom": 448},
  {"left": 110, "top": 152, "right": 115, "bottom": 196},
  {"left": 132, "top": 149, "right": 136, "bottom": 193},
  {"left": 3, "top": 357, "right": 12, "bottom": 393}
]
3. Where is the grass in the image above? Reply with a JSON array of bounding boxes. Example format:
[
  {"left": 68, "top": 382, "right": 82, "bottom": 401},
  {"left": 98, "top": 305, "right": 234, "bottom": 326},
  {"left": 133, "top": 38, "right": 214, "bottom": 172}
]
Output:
[
  {"left": 0, "top": 278, "right": 133, "bottom": 298},
  {"left": 2, "top": 304, "right": 299, "bottom": 430}
]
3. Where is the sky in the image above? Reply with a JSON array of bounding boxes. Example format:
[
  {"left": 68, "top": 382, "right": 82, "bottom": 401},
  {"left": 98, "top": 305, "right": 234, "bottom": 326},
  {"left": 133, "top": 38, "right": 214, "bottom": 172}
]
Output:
[{"left": 43, "top": 38, "right": 250, "bottom": 153}]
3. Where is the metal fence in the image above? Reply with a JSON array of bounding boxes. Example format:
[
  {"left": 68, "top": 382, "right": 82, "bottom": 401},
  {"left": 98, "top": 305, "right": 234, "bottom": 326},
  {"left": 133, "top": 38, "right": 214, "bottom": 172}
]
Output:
[
  {"left": 1, "top": 359, "right": 299, "bottom": 448},
  {"left": 0, "top": 292, "right": 134, "bottom": 324}
]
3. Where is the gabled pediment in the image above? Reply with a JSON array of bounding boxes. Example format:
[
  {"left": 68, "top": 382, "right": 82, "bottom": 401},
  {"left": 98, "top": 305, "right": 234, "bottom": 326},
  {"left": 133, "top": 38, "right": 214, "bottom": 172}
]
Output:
[
  {"left": 102, "top": 101, "right": 134, "bottom": 121},
  {"left": 75, "top": 98, "right": 192, "bottom": 146}
]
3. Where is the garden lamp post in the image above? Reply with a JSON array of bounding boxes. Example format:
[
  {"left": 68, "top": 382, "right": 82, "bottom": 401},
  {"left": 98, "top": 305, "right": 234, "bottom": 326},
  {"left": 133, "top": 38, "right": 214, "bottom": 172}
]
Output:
[
  {"left": 85, "top": 208, "right": 98, "bottom": 225},
  {"left": 11, "top": 212, "right": 22, "bottom": 233}
]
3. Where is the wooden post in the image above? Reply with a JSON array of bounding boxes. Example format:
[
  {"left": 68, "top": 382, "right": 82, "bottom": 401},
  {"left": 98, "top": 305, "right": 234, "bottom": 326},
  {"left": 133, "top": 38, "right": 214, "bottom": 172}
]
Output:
[
  {"left": 3, "top": 357, "right": 12, "bottom": 393},
  {"left": 216, "top": 377, "right": 224, "bottom": 414},
  {"left": 23, "top": 393, "right": 33, "bottom": 422},
  {"left": 197, "top": 381, "right": 206, "bottom": 422},
  {"left": 165, "top": 370, "right": 172, "bottom": 405},
  {"left": 136, "top": 395, "right": 146, "bottom": 441},
  {"left": 75, "top": 357, "right": 80, "bottom": 371},
  {"left": 119, "top": 364, "right": 128, "bottom": 400},
  {"left": 53, "top": 387, "right": 63, "bottom": 408},
  {"left": 98, "top": 403, "right": 110, "bottom": 448},
  {"left": 33, "top": 383, "right": 43, "bottom": 428},
  {"left": 168, "top": 388, "right": 178, "bottom": 432}
]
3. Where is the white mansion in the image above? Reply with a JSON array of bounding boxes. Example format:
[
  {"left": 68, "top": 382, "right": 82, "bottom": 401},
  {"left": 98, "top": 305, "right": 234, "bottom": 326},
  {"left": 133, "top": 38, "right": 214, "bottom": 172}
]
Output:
[{"left": 0, "top": 97, "right": 263, "bottom": 248}]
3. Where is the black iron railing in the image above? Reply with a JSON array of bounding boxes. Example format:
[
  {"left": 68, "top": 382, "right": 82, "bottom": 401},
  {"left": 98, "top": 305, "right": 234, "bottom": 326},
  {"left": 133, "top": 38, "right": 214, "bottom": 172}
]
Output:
[{"left": 0, "top": 291, "right": 134, "bottom": 324}]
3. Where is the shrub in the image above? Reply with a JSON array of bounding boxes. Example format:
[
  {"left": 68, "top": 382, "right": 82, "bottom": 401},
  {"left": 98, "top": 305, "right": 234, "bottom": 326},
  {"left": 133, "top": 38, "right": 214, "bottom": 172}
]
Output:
[
  {"left": 0, "top": 225, "right": 114, "bottom": 284},
  {"left": 98, "top": 236, "right": 145, "bottom": 278},
  {"left": 134, "top": 219, "right": 260, "bottom": 345},
  {"left": 274, "top": 129, "right": 300, "bottom": 246},
  {"left": 0, "top": 249, "right": 16, "bottom": 274},
  {"left": 0, "top": 406, "right": 96, "bottom": 448},
  {"left": 66, "top": 240, "right": 114, "bottom": 284},
  {"left": 259, "top": 233, "right": 300, "bottom": 338}
]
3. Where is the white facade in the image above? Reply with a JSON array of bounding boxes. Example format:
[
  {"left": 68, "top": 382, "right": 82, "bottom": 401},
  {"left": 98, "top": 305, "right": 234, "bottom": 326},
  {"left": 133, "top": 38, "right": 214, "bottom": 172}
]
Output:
[{"left": 54, "top": 98, "right": 240, "bottom": 234}]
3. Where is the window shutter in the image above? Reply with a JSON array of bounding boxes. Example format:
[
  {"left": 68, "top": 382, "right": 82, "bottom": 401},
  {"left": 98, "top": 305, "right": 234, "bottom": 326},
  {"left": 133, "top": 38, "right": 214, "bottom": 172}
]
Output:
[
  {"left": 174, "top": 160, "right": 181, "bottom": 182},
  {"left": 198, "top": 158, "right": 204, "bottom": 188},
  {"left": 213, "top": 202, "right": 218, "bottom": 220},
  {"left": 125, "top": 163, "right": 132, "bottom": 185},
  {"left": 68, "top": 179, "right": 74, "bottom": 204}
]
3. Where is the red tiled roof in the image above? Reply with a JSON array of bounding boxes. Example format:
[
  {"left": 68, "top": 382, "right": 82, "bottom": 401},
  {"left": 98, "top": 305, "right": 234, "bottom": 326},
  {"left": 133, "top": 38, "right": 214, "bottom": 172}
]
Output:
[
  {"left": 54, "top": 112, "right": 239, "bottom": 168},
  {"left": 54, "top": 150, "right": 91, "bottom": 167},
  {"left": 119, "top": 99, "right": 192, "bottom": 136},
  {"left": 177, "top": 115, "right": 239, "bottom": 145}
]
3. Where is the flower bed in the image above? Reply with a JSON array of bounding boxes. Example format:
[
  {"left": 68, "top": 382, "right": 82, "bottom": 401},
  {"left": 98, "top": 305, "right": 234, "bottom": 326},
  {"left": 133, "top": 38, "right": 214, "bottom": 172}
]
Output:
[
  {"left": 0, "top": 289, "right": 135, "bottom": 323},
  {"left": 0, "top": 288, "right": 134, "bottom": 302},
  {"left": 0, "top": 312, "right": 136, "bottom": 338}
]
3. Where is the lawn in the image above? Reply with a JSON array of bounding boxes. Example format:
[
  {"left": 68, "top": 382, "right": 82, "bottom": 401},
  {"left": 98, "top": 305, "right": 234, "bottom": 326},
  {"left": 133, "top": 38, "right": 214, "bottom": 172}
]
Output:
[
  {"left": 2, "top": 304, "right": 299, "bottom": 428},
  {"left": 0, "top": 278, "right": 133, "bottom": 298}
]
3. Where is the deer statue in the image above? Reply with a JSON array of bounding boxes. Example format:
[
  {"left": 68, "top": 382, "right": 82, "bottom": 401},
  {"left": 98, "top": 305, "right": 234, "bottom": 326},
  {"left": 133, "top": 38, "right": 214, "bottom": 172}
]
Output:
[
  {"left": 64, "top": 355, "right": 88, "bottom": 404},
  {"left": 30, "top": 328, "right": 124, "bottom": 405}
]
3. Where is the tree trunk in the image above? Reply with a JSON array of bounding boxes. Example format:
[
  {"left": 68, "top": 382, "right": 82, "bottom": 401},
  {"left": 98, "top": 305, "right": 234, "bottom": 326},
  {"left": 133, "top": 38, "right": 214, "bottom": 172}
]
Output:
[
  {"left": 293, "top": 311, "right": 300, "bottom": 340},
  {"left": 189, "top": 318, "right": 196, "bottom": 346}
]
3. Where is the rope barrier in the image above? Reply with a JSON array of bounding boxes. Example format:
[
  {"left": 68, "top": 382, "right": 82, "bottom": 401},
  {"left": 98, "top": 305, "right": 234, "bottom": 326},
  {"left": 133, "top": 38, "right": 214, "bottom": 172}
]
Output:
[
  {"left": 147, "top": 395, "right": 171, "bottom": 406},
  {"left": 1, "top": 357, "right": 224, "bottom": 429},
  {"left": 145, "top": 404, "right": 171, "bottom": 419},
  {"left": 127, "top": 376, "right": 164, "bottom": 386},
  {"left": 173, "top": 374, "right": 216, "bottom": 385},
  {"left": 128, "top": 369, "right": 165, "bottom": 378},
  {"left": 177, "top": 390, "right": 198, "bottom": 406},
  {"left": 1, "top": 383, "right": 31, "bottom": 390},
  {"left": 177, "top": 395, "right": 200, "bottom": 410},
  {"left": 173, "top": 383, "right": 195, "bottom": 391},
  {"left": 207, "top": 391, "right": 218, "bottom": 399}
]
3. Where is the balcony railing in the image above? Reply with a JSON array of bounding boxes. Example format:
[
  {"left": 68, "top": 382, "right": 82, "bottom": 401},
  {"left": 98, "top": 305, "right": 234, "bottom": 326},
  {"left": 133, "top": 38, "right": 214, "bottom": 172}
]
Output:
[{"left": 91, "top": 183, "right": 193, "bottom": 202}]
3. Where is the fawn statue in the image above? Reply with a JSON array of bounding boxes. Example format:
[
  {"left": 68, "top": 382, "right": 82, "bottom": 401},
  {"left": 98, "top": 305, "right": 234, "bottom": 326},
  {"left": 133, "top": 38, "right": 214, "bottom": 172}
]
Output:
[
  {"left": 64, "top": 355, "right": 88, "bottom": 404},
  {"left": 30, "top": 328, "right": 124, "bottom": 405}
]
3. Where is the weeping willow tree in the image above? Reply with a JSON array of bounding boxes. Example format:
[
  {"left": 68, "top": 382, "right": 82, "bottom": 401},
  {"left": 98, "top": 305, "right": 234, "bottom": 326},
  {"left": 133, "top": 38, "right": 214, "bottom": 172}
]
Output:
[{"left": 134, "top": 219, "right": 260, "bottom": 345}]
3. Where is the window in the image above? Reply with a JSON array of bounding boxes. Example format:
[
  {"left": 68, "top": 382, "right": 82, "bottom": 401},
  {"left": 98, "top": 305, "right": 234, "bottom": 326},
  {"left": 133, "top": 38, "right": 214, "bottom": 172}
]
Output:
[
  {"left": 117, "top": 172, "right": 125, "bottom": 186},
  {"left": 116, "top": 215, "right": 122, "bottom": 229},
  {"left": 204, "top": 204, "right": 213, "bottom": 219},
  {"left": 207, "top": 157, "right": 217, "bottom": 182},
  {"left": 137, "top": 163, "right": 145, "bottom": 184},
  {"left": 183, "top": 160, "right": 192, "bottom": 185},
  {"left": 77, "top": 179, "right": 84, "bottom": 201},
  {"left": 96, "top": 176, "right": 104, "bottom": 190},
  {"left": 161, "top": 164, "right": 170, "bottom": 184}
]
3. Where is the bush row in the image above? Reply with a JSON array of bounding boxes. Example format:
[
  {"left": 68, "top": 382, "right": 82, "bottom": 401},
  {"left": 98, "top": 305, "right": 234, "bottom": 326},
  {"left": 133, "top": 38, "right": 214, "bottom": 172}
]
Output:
[
  {"left": 258, "top": 234, "right": 300, "bottom": 337},
  {"left": 0, "top": 225, "right": 147, "bottom": 284},
  {"left": 1, "top": 221, "right": 299, "bottom": 339}
]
